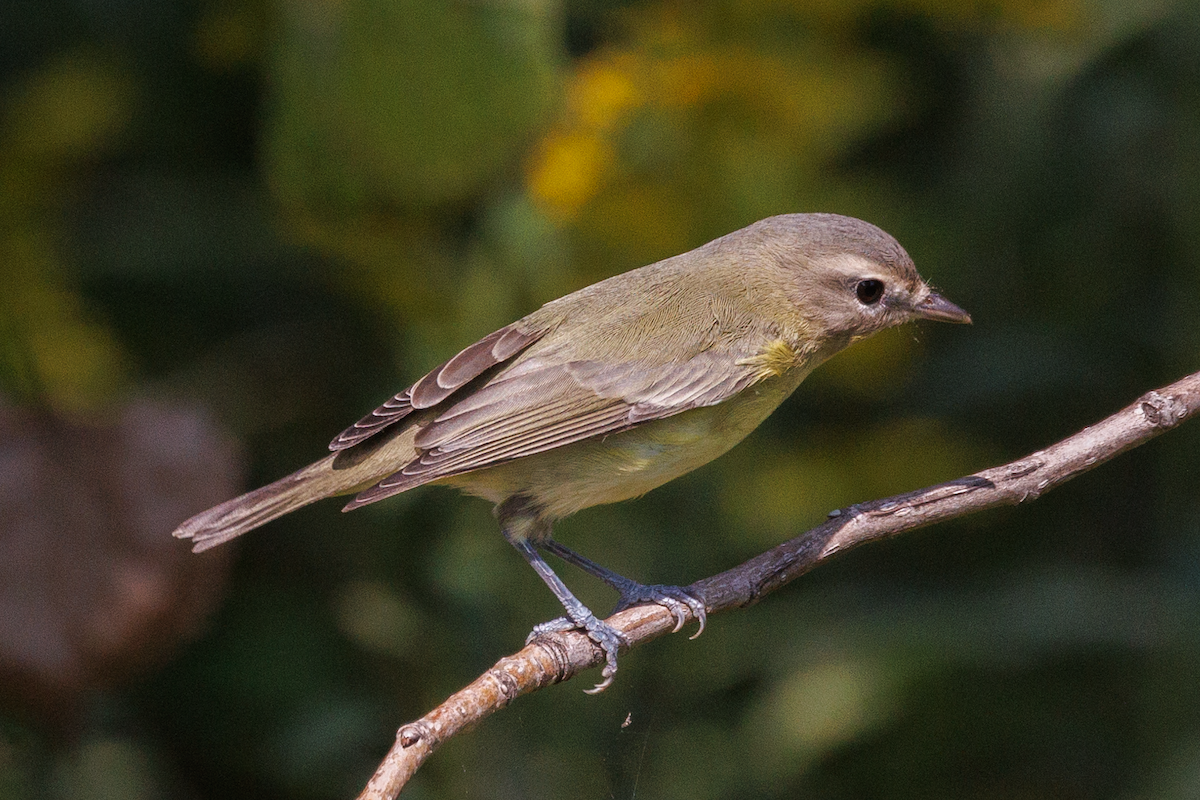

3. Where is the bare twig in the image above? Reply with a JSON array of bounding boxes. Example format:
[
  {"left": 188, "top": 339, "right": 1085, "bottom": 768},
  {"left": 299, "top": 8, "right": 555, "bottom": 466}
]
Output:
[{"left": 357, "top": 369, "right": 1200, "bottom": 800}]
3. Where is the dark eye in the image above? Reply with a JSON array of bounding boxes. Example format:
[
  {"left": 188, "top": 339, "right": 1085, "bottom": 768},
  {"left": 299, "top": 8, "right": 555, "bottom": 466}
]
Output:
[{"left": 856, "top": 279, "right": 885, "bottom": 305}]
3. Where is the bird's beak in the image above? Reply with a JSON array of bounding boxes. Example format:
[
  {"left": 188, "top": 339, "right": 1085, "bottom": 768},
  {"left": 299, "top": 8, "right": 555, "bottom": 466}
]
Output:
[{"left": 912, "top": 291, "right": 972, "bottom": 324}]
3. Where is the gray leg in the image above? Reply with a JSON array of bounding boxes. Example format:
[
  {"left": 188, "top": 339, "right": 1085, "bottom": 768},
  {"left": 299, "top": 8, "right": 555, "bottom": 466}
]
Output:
[
  {"left": 496, "top": 498, "right": 626, "bottom": 693},
  {"left": 539, "top": 537, "right": 707, "bottom": 638}
]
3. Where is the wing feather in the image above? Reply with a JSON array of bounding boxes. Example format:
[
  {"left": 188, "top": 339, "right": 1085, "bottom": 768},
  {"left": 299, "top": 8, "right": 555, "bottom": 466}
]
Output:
[
  {"left": 346, "top": 404, "right": 631, "bottom": 506},
  {"left": 328, "top": 324, "right": 547, "bottom": 451},
  {"left": 345, "top": 337, "right": 783, "bottom": 509}
]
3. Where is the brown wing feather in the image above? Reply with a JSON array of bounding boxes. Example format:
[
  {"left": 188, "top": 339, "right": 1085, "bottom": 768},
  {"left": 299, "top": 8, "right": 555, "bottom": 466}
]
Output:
[
  {"left": 343, "top": 341, "right": 772, "bottom": 510},
  {"left": 328, "top": 324, "right": 547, "bottom": 451}
]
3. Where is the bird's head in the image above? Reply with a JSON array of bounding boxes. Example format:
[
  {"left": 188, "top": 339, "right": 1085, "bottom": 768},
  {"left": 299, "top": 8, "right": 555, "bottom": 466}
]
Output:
[{"left": 753, "top": 213, "right": 971, "bottom": 346}]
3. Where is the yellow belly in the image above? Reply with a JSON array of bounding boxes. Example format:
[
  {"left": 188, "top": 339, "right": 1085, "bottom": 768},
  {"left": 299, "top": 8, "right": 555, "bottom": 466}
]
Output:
[{"left": 449, "top": 367, "right": 809, "bottom": 519}]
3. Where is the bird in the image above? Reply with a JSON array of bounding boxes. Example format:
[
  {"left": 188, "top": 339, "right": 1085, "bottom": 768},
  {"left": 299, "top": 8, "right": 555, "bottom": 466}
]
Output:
[{"left": 173, "top": 212, "right": 971, "bottom": 691}]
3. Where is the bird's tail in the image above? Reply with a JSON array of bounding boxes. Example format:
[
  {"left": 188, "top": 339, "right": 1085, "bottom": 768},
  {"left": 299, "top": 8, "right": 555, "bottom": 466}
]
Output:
[{"left": 173, "top": 454, "right": 345, "bottom": 552}]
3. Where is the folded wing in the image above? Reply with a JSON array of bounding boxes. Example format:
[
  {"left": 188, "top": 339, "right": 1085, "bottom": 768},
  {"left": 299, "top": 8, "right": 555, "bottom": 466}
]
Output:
[
  {"left": 343, "top": 343, "right": 773, "bottom": 509},
  {"left": 328, "top": 323, "right": 547, "bottom": 451}
]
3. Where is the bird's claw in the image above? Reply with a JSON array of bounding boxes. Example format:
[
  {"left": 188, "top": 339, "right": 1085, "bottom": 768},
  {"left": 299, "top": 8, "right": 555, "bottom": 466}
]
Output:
[
  {"left": 527, "top": 614, "right": 626, "bottom": 693},
  {"left": 523, "top": 583, "right": 705, "bottom": 693},
  {"left": 526, "top": 616, "right": 575, "bottom": 641},
  {"left": 613, "top": 584, "right": 707, "bottom": 639}
]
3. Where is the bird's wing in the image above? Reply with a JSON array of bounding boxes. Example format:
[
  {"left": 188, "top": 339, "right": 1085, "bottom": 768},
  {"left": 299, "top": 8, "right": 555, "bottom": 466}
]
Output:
[
  {"left": 328, "top": 324, "right": 548, "bottom": 451},
  {"left": 344, "top": 337, "right": 791, "bottom": 508}
]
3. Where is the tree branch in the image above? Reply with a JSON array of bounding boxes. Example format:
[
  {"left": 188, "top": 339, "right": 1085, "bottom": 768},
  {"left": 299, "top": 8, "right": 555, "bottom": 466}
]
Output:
[{"left": 357, "top": 369, "right": 1200, "bottom": 800}]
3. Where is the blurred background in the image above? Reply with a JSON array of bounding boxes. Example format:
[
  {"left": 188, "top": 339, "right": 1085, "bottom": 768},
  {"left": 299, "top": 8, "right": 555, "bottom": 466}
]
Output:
[{"left": 3, "top": 0, "right": 1200, "bottom": 797}]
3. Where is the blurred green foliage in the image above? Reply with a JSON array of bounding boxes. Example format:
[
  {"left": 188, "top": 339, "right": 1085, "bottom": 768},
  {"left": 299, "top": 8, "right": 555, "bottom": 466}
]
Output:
[{"left": 3, "top": 0, "right": 1200, "bottom": 797}]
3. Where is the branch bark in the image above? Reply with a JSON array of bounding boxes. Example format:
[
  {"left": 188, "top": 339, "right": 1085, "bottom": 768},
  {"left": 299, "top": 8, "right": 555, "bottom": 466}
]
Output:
[{"left": 357, "top": 369, "right": 1200, "bottom": 800}]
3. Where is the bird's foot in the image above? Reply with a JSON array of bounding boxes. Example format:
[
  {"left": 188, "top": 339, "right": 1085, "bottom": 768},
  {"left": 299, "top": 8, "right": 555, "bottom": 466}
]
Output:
[
  {"left": 612, "top": 583, "right": 707, "bottom": 639},
  {"left": 527, "top": 613, "right": 627, "bottom": 693}
]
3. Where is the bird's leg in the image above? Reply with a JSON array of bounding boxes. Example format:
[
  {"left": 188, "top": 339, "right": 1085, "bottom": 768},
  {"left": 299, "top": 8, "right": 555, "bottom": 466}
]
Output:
[
  {"left": 539, "top": 537, "right": 707, "bottom": 639},
  {"left": 496, "top": 498, "right": 626, "bottom": 693}
]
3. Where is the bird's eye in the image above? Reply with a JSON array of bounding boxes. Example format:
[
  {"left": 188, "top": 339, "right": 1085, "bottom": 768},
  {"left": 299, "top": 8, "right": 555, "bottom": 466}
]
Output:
[{"left": 856, "top": 279, "right": 885, "bottom": 305}]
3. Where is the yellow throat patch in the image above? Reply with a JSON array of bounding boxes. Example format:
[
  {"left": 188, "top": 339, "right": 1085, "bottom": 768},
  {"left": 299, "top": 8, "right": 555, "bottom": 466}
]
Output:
[{"left": 737, "top": 338, "right": 799, "bottom": 380}]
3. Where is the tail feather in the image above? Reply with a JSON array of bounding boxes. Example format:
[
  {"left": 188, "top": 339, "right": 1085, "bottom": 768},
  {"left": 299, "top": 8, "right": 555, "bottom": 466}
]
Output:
[{"left": 173, "top": 454, "right": 341, "bottom": 552}]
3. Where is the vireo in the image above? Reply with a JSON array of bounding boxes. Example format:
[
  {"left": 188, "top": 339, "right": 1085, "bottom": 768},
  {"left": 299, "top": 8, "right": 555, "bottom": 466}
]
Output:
[{"left": 174, "top": 213, "right": 971, "bottom": 691}]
